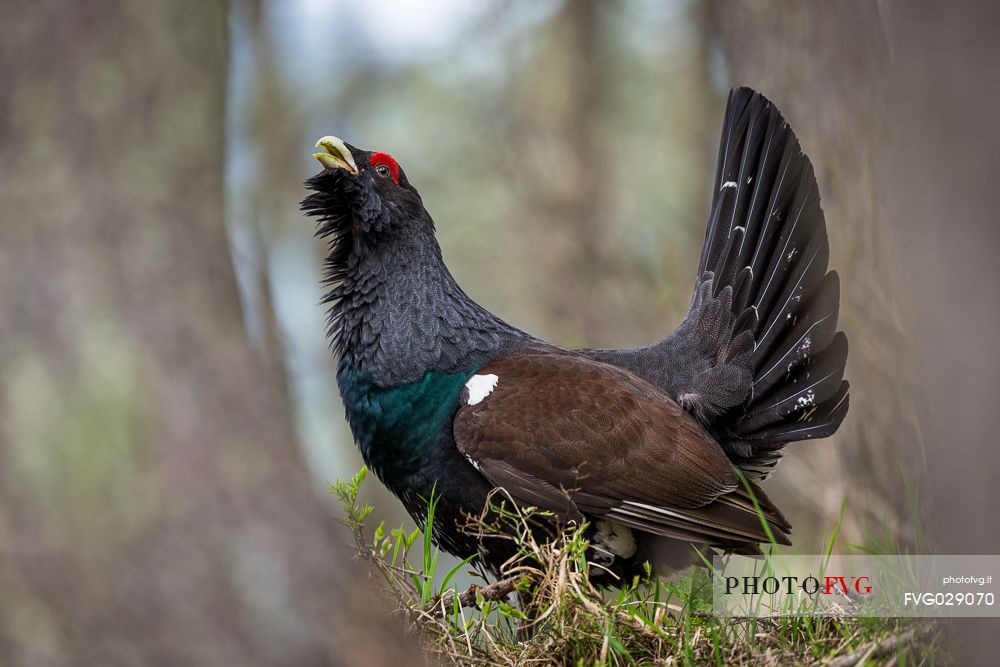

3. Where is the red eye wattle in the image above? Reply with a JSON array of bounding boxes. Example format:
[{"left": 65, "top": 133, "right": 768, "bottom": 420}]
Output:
[{"left": 370, "top": 152, "right": 399, "bottom": 184}]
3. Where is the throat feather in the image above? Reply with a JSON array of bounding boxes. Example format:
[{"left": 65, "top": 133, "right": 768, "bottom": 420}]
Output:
[{"left": 325, "top": 232, "right": 529, "bottom": 386}]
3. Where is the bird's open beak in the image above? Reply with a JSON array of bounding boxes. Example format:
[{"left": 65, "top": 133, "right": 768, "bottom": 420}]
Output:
[{"left": 313, "top": 135, "right": 359, "bottom": 175}]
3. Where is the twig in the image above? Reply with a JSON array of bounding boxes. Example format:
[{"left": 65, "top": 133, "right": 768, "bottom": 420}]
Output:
[
  {"left": 577, "top": 592, "right": 662, "bottom": 639},
  {"left": 825, "top": 624, "right": 935, "bottom": 667},
  {"left": 428, "top": 576, "right": 522, "bottom": 616}
]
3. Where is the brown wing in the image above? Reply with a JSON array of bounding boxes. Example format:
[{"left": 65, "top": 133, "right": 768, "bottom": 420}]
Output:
[{"left": 454, "top": 346, "right": 790, "bottom": 547}]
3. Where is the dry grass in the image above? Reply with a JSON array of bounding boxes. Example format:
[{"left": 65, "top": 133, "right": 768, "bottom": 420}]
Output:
[{"left": 332, "top": 469, "right": 945, "bottom": 665}]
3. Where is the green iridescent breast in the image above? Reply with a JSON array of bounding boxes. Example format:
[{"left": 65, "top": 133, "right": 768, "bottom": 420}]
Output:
[{"left": 338, "top": 365, "right": 477, "bottom": 477}]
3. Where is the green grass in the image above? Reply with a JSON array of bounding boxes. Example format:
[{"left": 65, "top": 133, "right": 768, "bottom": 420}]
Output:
[{"left": 331, "top": 468, "right": 945, "bottom": 666}]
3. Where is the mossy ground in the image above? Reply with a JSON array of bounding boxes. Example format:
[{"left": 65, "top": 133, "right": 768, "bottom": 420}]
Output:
[{"left": 333, "top": 469, "right": 944, "bottom": 666}]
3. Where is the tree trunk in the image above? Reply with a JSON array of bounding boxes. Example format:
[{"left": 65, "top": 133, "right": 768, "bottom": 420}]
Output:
[{"left": 0, "top": 1, "right": 410, "bottom": 664}]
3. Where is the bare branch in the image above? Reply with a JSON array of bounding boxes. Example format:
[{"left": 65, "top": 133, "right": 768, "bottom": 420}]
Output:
[{"left": 429, "top": 576, "right": 522, "bottom": 616}]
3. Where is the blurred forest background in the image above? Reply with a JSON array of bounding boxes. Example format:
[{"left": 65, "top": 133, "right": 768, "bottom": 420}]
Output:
[{"left": 2, "top": 0, "right": 999, "bottom": 664}]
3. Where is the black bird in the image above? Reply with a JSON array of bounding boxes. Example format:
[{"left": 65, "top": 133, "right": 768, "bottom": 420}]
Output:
[{"left": 302, "top": 87, "right": 849, "bottom": 576}]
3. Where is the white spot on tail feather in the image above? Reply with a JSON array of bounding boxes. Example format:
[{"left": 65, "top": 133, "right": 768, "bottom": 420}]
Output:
[
  {"left": 721, "top": 180, "right": 737, "bottom": 190},
  {"left": 465, "top": 373, "right": 498, "bottom": 406},
  {"left": 796, "top": 389, "right": 816, "bottom": 408},
  {"left": 798, "top": 336, "right": 812, "bottom": 356}
]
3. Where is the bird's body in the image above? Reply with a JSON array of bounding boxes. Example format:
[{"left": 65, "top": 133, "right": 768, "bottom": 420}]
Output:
[{"left": 303, "top": 88, "right": 849, "bottom": 576}]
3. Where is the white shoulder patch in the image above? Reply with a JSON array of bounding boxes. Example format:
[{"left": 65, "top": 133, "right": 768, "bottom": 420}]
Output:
[{"left": 465, "top": 373, "right": 499, "bottom": 406}]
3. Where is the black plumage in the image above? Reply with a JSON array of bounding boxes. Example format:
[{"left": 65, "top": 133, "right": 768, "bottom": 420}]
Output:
[{"left": 301, "top": 88, "right": 848, "bottom": 576}]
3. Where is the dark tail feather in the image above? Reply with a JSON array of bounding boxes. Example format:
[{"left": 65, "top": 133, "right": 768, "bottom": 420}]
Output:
[
  {"left": 705, "top": 88, "right": 849, "bottom": 477},
  {"left": 578, "top": 87, "right": 848, "bottom": 479}
]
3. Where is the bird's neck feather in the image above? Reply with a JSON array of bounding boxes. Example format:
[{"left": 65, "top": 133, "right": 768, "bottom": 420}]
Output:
[
  {"left": 326, "top": 225, "right": 525, "bottom": 479},
  {"left": 326, "top": 225, "right": 527, "bottom": 387}
]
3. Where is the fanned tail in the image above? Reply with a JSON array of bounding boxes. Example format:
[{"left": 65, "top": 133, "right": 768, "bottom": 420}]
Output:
[
  {"left": 702, "top": 87, "right": 849, "bottom": 477},
  {"left": 580, "top": 87, "right": 848, "bottom": 479}
]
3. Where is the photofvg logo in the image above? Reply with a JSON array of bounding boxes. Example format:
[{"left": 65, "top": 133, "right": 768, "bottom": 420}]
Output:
[
  {"left": 712, "top": 556, "right": 882, "bottom": 617},
  {"left": 713, "top": 554, "right": 1000, "bottom": 618},
  {"left": 723, "top": 574, "right": 872, "bottom": 597}
]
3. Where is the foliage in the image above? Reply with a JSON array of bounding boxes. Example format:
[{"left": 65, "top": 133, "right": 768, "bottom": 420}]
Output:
[{"left": 333, "top": 468, "right": 944, "bottom": 666}]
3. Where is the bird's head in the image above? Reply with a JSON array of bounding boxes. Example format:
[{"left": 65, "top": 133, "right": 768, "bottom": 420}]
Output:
[{"left": 301, "top": 135, "right": 429, "bottom": 241}]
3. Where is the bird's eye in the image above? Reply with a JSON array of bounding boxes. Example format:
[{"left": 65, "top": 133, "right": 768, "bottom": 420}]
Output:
[{"left": 369, "top": 152, "right": 399, "bottom": 184}]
